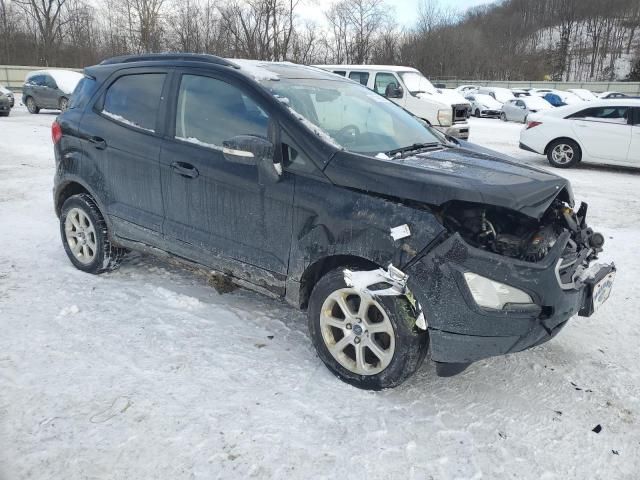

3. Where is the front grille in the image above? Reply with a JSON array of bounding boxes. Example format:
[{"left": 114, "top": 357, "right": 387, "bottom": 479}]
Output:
[{"left": 453, "top": 104, "right": 470, "bottom": 122}]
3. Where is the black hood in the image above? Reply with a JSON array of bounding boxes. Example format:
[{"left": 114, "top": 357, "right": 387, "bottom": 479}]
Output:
[{"left": 323, "top": 142, "right": 572, "bottom": 219}]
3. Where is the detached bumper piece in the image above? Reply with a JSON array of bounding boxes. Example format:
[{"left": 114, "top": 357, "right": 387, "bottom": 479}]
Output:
[{"left": 404, "top": 232, "right": 614, "bottom": 374}]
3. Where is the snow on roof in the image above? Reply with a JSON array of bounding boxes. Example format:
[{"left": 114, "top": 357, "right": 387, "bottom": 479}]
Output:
[
  {"left": 25, "top": 69, "right": 83, "bottom": 94},
  {"left": 315, "top": 65, "right": 420, "bottom": 73},
  {"left": 230, "top": 59, "right": 281, "bottom": 81}
]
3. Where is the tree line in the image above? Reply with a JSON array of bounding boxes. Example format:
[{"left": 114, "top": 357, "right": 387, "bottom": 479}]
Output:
[{"left": 0, "top": 0, "right": 638, "bottom": 81}]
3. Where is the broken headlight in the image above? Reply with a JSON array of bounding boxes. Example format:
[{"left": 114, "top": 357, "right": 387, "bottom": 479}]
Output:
[{"left": 463, "top": 272, "right": 534, "bottom": 310}]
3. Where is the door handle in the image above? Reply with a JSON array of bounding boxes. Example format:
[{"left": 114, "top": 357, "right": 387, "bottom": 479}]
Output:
[
  {"left": 88, "top": 136, "right": 107, "bottom": 150},
  {"left": 170, "top": 161, "right": 199, "bottom": 179}
]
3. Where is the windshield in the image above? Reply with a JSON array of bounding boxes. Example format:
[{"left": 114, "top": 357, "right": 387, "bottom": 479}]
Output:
[
  {"left": 398, "top": 72, "right": 437, "bottom": 94},
  {"left": 258, "top": 77, "right": 441, "bottom": 154}
]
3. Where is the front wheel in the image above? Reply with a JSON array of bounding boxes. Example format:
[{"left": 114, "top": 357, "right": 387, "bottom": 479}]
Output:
[
  {"left": 60, "top": 194, "right": 126, "bottom": 273},
  {"left": 26, "top": 96, "right": 39, "bottom": 114},
  {"left": 500, "top": 112, "right": 507, "bottom": 122},
  {"left": 475, "top": 108, "right": 481, "bottom": 117},
  {"left": 308, "top": 269, "right": 428, "bottom": 390},
  {"left": 547, "top": 139, "right": 581, "bottom": 168}
]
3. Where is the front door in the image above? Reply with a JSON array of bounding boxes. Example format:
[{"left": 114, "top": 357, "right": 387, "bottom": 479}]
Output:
[
  {"left": 160, "top": 72, "right": 294, "bottom": 278},
  {"left": 569, "top": 105, "right": 632, "bottom": 162}
]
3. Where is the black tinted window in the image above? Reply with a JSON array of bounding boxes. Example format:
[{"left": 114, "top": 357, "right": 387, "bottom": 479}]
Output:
[
  {"left": 103, "top": 73, "right": 166, "bottom": 132},
  {"left": 69, "top": 77, "right": 97, "bottom": 110},
  {"left": 333, "top": 71, "right": 346, "bottom": 77},
  {"left": 44, "top": 75, "right": 57, "bottom": 88},
  {"left": 175, "top": 75, "right": 269, "bottom": 148},
  {"left": 348, "top": 71, "right": 370, "bottom": 86}
]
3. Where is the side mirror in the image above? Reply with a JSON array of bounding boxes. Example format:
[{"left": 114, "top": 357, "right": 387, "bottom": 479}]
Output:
[
  {"left": 385, "top": 83, "right": 403, "bottom": 99},
  {"left": 222, "top": 135, "right": 281, "bottom": 184}
]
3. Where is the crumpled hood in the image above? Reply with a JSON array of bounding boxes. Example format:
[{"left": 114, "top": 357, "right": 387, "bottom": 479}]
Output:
[{"left": 323, "top": 142, "right": 571, "bottom": 219}]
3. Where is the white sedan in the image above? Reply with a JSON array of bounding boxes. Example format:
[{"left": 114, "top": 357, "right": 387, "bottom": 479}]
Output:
[
  {"left": 519, "top": 99, "right": 640, "bottom": 168},
  {"left": 465, "top": 93, "right": 503, "bottom": 117}
]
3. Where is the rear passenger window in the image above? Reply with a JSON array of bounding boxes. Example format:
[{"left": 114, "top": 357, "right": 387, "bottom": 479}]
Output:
[
  {"left": 569, "top": 106, "right": 630, "bottom": 125},
  {"left": 102, "top": 73, "right": 166, "bottom": 132},
  {"left": 175, "top": 75, "right": 269, "bottom": 148},
  {"left": 333, "top": 71, "right": 346, "bottom": 77},
  {"left": 348, "top": 71, "right": 369, "bottom": 86}
]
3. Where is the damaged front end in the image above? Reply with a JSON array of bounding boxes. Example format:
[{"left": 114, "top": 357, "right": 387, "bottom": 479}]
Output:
[{"left": 343, "top": 195, "right": 615, "bottom": 376}]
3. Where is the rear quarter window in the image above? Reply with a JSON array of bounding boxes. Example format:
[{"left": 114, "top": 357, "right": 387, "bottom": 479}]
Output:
[
  {"left": 69, "top": 77, "right": 97, "bottom": 110},
  {"left": 101, "top": 73, "right": 166, "bottom": 132}
]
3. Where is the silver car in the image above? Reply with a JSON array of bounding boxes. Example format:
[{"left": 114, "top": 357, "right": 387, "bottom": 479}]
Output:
[{"left": 500, "top": 96, "right": 553, "bottom": 123}]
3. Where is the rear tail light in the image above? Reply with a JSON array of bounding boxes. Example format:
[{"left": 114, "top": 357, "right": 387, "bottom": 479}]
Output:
[
  {"left": 52, "top": 120, "right": 62, "bottom": 144},
  {"left": 526, "top": 121, "right": 542, "bottom": 130}
]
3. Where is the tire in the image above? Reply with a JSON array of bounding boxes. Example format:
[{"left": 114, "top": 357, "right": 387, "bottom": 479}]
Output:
[
  {"left": 60, "top": 194, "right": 126, "bottom": 274},
  {"left": 523, "top": 114, "right": 528, "bottom": 124},
  {"left": 475, "top": 108, "right": 481, "bottom": 117},
  {"left": 26, "top": 96, "right": 40, "bottom": 114},
  {"left": 546, "top": 138, "right": 581, "bottom": 168},
  {"left": 500, "top": 112, "right": 507, "bottom": 122},
  {"left": 308, "top": 269, "right": 428, "bottom": 390},
  {"left": 59, "top": 97, "right": 69, "bottom": 111}
]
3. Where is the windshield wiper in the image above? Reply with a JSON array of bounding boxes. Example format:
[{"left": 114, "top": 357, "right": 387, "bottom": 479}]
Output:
[{"left": 386, "top": 142, "right": 442, "bottom": 157}]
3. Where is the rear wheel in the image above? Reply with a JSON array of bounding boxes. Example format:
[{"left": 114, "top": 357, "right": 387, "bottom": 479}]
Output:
[
  {"left": 547, "top": 139, "right": 581, "bottom": 168},
  {"left": 26, "top": 96, "right": 39, "bottom": 114},
  {"left": 475, "top": 108, "right": 481, "bottom": 117},
  {"left": 60, "top": 194, "right": 126, "bottom": 274},
  {"left": 59, "top": 97, "right": 69, "bottom": 111},
  {"left": 308, "top": 269, "right": 428, "bottom": 390}
]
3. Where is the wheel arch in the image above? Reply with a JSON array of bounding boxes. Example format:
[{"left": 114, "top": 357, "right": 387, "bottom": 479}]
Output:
[
  {"left": 544, "top": 136, "right": 583, "bottom": 156},
  {"left": 297, "top": 254, "right": 381, "bottom": 309},
  {"left": 55, "top": 178, "right": 108, "bottom": 223}
]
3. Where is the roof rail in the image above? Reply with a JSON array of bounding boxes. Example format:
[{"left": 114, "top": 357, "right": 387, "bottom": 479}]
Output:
[{"left": 99, "top": 53, "right": 239, "bottom": 68}]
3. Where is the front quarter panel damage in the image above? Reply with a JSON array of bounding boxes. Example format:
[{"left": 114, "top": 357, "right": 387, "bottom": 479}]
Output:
[{"left": 287, "top": 176, "right": 446, "bottom": 304}]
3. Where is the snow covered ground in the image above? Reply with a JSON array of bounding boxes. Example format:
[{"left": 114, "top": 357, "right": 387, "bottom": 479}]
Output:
[{"left": 1, "top": 106, "right": 639, "bottom": 479}]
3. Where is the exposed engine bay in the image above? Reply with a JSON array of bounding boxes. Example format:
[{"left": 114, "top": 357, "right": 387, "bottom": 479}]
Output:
[{"left": 440, "top": 199, "right": 605, "bottom": 263}]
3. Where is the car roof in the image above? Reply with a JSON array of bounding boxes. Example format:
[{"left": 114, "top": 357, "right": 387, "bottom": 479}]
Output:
[
  {"left": 537, "top": 98, "right": 640, "bottom": 117},
  {"left": 315, "top": 64, "right": 420, "bottom": 73},
  {"left": 90, "top": 54, "right": 349, "bottom": 83}
]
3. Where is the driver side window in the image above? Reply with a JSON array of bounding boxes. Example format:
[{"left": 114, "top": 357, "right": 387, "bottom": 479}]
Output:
[
  {"left": 374, "top": 73, "right": 399, "bottom": 96},
  {"left": 175, "top": 74, "right": 269, "bottom": 148}
]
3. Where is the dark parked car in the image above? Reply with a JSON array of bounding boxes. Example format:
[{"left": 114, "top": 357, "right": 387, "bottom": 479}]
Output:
[
  {"left": 0, "top": 89, "right": 11, "bottom": 116},
  {"left": 22, "top": 69, "right": 83, "bottom": 113},
  {"left": 1, "top": 85, "right": 14, "bottom": 108},
  {"left": 53, "top": 54, "right": 615, "bottom": 389}
]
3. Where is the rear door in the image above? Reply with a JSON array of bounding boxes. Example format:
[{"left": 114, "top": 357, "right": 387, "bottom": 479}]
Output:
[
  {"left": 629, "top": 108, "right": 640, "bottom": 164},
  {"left": 160, "top": 70, "right": 294, "bottom": 278},
  {"left": 569, "top": 106, "right": 632, "bottom": 162},
  {"left": 43, "top": 74, "right": 60, "bottom": 108},
  {"left": 78, "top": 69, "right": 168, "bottom": 242}
]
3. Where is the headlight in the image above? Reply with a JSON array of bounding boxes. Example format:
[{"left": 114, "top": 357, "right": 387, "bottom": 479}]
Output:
[
  {"left": 463, "top": 272, "right": 533, "bottom": 310},
  {"left": 437, "top": 109, "right": 452, "bottom": 127}
]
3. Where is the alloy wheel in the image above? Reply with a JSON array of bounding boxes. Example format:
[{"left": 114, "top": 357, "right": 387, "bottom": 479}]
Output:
[
  {"left": 64, "top": 207, "right": 97, "bottom": 264},
  {"left": 319, "top": 288, "right": 395, "bottom": 375},
  {"left": 551, "top": 144, "right": 574, "bottom": 164}
]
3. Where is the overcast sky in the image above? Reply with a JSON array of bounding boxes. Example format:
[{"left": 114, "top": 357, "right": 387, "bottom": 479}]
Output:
[{"left": 298, "top": 0, "right": 497, "bottom": 27}]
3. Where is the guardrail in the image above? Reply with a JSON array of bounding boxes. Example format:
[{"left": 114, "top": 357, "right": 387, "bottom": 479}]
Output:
[
  {"left": 438, "top": 79, "right": 640, "bottom": 94},
  {"left": 1, "top": 65, "right": 82, "bottom": 92}
]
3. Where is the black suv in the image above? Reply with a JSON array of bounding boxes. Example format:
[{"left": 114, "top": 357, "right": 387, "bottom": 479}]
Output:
[{"left": 53, "top": 54, "right": 615, "bottom": 389}]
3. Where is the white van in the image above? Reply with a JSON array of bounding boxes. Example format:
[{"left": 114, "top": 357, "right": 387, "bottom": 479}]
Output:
[{"left": 316, "top": 65, "right": 471, "bottom": 139}]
